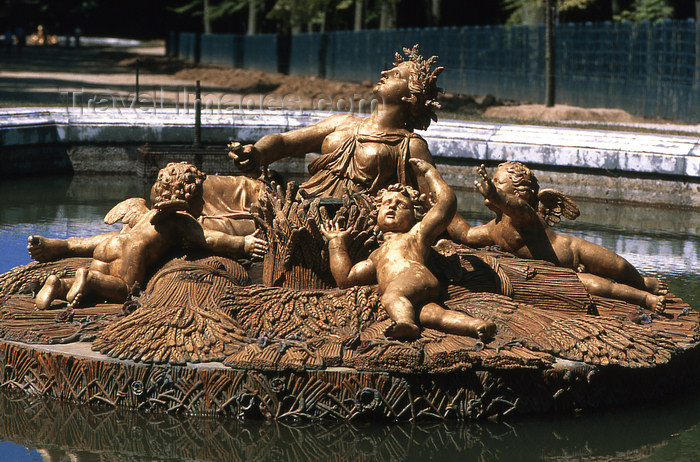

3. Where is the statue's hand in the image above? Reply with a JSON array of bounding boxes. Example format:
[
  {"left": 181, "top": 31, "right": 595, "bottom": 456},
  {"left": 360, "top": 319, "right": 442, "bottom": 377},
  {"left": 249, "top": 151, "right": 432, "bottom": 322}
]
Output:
[
  {"left": 408, "top": 157, "right": 434, "bottom": 176},
  {"left": 321, "top": 220, "right": 351, "bottom": 246},
  {"left": 475, "top": 164, "right": 501, "bottom": 212},
  {"left": 474, "top": 164, "right": 496, "bottom": 199},
  {"left": 244, "top": 230, "right": 268, "bottom": 260},
  {"left": 228, "top": 142, "right": 260, "bottom": 173}
]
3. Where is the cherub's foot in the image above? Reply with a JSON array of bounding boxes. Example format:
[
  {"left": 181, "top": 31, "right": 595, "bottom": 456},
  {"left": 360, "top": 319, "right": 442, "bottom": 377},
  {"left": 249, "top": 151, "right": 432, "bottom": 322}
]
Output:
[
  {"left": 384, "top": 321, "right": 421, "bottom": 341},
  {"left": 27, "top": 235, "right": 67, "bottom": 262},
  {"left": 35, "top": 276, "right": 62, "bottom": 310},
  {"left": 645, "top": 294, "right": 666, "bottom": 314},
  {"left": 476, "top": 320, "right": 497, "bottom": 342},
  {"left": 644, "top": 277, "right": 669, "bottom": 296},
  {"left": 66, "top": 268, "right": 88, "bottom": 307},
  {"left": 68, "top": 292, "right": 83, "bottom": 308}
]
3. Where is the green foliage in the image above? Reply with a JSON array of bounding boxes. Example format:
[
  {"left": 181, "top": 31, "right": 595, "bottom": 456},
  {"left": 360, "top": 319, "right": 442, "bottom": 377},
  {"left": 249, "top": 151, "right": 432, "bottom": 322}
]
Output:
[
  {"left": 171, "top": 0, "right": 252, "bottom": 21},
  {"left": 613, "top": 0, "right": 673, "bottom": 22},
  {"left": 502, "top": 0, "right": 595, "bottom": 24},
  {"left": 266, "top": 0, "right": 338, "bottom": 31}
]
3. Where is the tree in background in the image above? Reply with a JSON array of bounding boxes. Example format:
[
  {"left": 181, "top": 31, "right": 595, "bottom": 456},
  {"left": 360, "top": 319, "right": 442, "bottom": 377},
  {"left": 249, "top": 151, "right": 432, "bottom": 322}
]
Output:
[
  {"left": 173, "top": 0, "right": 262, "bottom": 34},
  {"left": 613, "top": 0, "right": 673, "bottom": 21},
  {"left": 266, "top": 0, "right": 335, "bottom": 33},
  {"left": 503, "top": 0, "right": 594, "bottom": 107}
]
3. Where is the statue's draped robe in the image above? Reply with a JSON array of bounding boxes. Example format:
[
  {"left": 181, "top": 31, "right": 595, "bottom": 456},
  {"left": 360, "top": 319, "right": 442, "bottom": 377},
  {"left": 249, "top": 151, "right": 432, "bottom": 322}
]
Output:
[
  {"left": 300, "top": 127, "right": 423, "bottom": 198},
  {"left": 199, "top": 128, "right": 424, "bottom": 235},
  {"left": 198, "top": 175, "right": 267, "bottom": 236}
]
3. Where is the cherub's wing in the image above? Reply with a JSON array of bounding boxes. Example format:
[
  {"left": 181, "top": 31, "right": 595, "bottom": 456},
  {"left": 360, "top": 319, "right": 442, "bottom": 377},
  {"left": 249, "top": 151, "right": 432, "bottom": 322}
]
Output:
[
  {"left": 537, "top": 189, "right": 580, "bottom": 227},
  {"left": 104, "top": 197, "right": 148, "bottom": 227}
]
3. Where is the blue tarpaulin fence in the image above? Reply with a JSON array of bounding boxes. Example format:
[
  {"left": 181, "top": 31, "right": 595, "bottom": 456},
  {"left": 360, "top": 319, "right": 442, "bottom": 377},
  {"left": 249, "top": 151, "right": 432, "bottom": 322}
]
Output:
[{"left": 176, "top": 20, "right": 700, "bottom": 122}]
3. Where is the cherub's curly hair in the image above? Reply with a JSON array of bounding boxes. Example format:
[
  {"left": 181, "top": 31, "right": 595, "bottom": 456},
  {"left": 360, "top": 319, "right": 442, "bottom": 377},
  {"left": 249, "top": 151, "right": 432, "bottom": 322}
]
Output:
[
  {"left": 498, "top": 161, "right": 539, "bottom": 206},
  {"left": 373, "top": 183, "right": 427, "bottom": 221},
  {"left": 394, "top": 44, "right": 444, "bottom": 131},
  {"left": 150, "top": 162, "right": 207, "bottom": 207}
]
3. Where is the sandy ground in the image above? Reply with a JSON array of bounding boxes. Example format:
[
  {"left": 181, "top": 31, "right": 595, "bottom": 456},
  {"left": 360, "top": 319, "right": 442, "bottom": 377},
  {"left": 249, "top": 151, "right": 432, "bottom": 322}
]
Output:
[{"left": 0, "top": 43, "right": 696, "bottom": 132}]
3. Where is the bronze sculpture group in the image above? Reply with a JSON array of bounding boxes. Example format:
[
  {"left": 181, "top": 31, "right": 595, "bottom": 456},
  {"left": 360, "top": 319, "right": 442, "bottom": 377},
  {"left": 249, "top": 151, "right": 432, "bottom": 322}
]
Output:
[{"left": 25, "top": 45, "right": 668, "bottom": 345}]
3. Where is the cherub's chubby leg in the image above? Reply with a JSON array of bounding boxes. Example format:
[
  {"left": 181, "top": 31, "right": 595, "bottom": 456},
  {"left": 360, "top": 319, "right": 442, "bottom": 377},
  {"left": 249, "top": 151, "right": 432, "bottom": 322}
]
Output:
[
  {"left": 578, "top": 273, "right": 666, "bottom": 313},
  {"left": 27, "top": 232, "right": 118, "bottom": 262},
  {"left": 66, "top": 268, "right": 130, "bottom": 307},
  {"left": 382, "top": 293, "right": 421, "bottom": 340},
  {"left": 419, "top": 303, "right": 497, "bottom": 341},
  {"left": 35, "top": 275, "right": 71, "bottom": 310},
  {"left": 381, "top": 269, "right": 440, "bottom": 340},
  {"left": 572, "top": 237, "right": 664, "bottom": 293}
]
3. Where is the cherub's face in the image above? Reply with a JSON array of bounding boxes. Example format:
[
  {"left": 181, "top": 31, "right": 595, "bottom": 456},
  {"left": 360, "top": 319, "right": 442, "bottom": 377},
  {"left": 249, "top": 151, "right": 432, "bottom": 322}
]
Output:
[
  {"left": 373, "top": 62, "right": 413, "bottom": 104},
  {"left": 377, "top": 191, "right": 415, "bottom": 232},
  {"left": 492, "top": 167, "right": 517, "bottom": 197}
]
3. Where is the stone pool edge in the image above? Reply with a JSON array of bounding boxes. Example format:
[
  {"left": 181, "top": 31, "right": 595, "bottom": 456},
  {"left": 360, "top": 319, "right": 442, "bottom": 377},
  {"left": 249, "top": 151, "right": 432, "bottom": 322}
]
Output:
[{"left": 1, "top": 108, "right": 699, "bottom": 208}]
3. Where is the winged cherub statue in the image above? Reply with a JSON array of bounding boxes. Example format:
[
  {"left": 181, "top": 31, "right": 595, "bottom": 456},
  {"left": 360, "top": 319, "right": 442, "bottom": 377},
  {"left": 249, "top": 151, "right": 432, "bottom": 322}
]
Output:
[
  {"left": 460, "top": 161, "right": 668, "bottom": 312},
  {"left": 34, "top": 162, "right": 267, "bottom": 310}
]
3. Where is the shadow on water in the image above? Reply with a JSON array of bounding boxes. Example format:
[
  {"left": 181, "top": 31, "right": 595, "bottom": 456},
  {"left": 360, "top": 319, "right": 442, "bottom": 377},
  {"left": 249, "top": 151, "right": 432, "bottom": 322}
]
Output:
[{"left": 2, "top": 389, "right": 700, "bottom": 462}]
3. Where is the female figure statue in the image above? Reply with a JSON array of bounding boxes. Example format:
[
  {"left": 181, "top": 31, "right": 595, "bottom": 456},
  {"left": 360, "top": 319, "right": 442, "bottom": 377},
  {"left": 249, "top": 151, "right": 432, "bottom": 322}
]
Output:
[{"left": 231, "top": 45, "right": 444, "bottom": 200}]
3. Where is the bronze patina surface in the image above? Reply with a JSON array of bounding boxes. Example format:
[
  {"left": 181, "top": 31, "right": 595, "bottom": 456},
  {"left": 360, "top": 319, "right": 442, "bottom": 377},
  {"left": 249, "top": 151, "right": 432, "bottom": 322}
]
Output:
[{"left": 0, "top": 45, "right": 698, "bottom": 421}]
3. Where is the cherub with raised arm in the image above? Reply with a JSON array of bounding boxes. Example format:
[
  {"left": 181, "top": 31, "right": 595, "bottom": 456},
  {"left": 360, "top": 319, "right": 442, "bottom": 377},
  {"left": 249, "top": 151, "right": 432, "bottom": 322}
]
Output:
[
  {"left": 462, "top": 161, "right": 667, "bottom": 312},
  {"left": 34, "top": 162, "right": 268, "bottom": 310},
  {"left": 322, "top": 158, "right": 497, "bottom": 341}
]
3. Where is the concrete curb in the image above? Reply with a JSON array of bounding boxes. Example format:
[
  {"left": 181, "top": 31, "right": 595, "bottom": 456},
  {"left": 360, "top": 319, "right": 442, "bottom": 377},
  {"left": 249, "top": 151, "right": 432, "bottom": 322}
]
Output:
[
  {"left": 2, "top": 108, "right": 699, "bottom": 208},
  {"left": 2, "top": 107, "right": 699, "bottom": 179}
]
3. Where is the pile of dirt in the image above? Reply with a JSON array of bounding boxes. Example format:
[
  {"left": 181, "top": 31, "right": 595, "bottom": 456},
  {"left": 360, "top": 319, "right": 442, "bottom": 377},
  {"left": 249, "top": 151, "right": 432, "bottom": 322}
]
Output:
[
  {"left": 169, "top": 61, "right": 644, "bottom": 124},
  {"left": 172, "top": 66, "right": 375, "bottom": 100},
  {"left": 111, "top": 51, "right": 647, "bottom": 123},
  {"left": 484, "top": 104, "right": 645, "bottom": 123}
]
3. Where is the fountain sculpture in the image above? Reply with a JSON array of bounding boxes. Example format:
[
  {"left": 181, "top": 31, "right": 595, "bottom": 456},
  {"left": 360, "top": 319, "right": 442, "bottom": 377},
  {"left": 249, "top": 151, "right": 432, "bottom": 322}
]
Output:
[{"left": 0, "top": 45, "right": 698, "bottom": 421}]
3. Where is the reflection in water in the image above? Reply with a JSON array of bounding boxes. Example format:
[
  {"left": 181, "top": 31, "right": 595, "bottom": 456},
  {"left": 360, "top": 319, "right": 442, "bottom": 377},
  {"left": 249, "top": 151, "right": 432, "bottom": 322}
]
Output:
[
  {"left": 1, "top": 176, "right": 700, "bottom": 461},
  {"left": 2, "top": 389, "right": 700, "bottom": 462}
]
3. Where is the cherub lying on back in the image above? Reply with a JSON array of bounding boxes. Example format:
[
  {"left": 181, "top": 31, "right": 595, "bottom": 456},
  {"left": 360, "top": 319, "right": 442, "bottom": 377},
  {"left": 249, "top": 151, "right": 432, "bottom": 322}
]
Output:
[
  {"left": 34, "top": 162, "right": 267, "bottom": 310},
  {"left": 461, "top": 161, "right": 667, "bottom": 312}
]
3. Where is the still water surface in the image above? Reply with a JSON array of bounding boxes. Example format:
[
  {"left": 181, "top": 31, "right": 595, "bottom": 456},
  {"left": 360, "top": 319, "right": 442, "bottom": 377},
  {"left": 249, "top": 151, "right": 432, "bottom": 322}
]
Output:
[{"left": 0, "top": 174, "right": 699, "bottom": 461}]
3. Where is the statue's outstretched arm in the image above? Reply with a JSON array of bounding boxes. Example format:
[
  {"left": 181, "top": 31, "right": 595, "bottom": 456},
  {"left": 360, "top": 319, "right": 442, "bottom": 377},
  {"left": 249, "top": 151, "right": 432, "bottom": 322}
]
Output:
[
  {"left": 179, "top": 213, "right": 267, "bottom": 260},
  {"left": 410, "top": 158, "right": 456, "bottom": 248},
  {"left": 230, "top": 113, "right": 353, "bottom": 172},
  {"left": 408, "top": 138, "right": 479, "bottom": 246},
  {"left": 321, "top": 222, "right": 377, "bottom": 289}
]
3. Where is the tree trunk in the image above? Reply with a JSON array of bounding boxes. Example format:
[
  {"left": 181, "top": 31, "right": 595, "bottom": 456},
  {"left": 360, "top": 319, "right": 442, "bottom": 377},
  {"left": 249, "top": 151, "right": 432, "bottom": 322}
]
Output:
[
  {"left": 354, "top": 0, "right": 363, "bottom": 31},
  {"left": 430, "top": 0, "right": 442, "bottom": 27},
  {"left": 379, "top": 1, "right": 396, "bottom": 30},
  {"left": 545, "top": 0, "right": 556, "bottom": 107},
  {"left": 523, "top": 3, "right": 545, "bottom": 25},
  {"left": 203, "top": 0, "right": 212, "bottom": 34},
  {"left": 696, "top": 1, "right": 700, "bottom": 22},
  {"left": 291, "top": 1, "right": 302, "bottom": 34},
  {"left": 248, "top": 0, "right": 257, "bottom": 35},
  {"left": 612, "top": 0, "right": 621, "bottom": 17}
]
